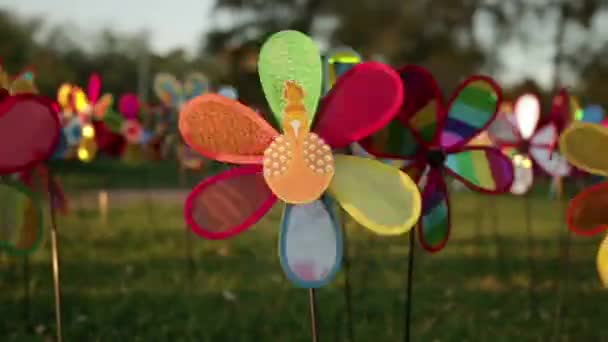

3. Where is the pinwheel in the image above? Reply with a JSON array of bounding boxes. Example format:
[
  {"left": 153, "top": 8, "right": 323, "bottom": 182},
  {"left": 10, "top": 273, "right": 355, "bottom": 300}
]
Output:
[
  {"left": 153, "top": 71, "right": 210, "bottom": 163},
  {"left": 217, "top": 85, "right": 238, "bottom": 100},
  {"left": 488, "top": 92, "right": 573, "bottom": 195},
  {"left": 362, "top": 65, "right": 513, "bottom": 252},
  {"left": 179, "top": 30, "right": 421, "bottom": 288},
  {"left": 0, "top": 64, "right": 69, "bottom": 216},
  {"left": 579, "top": 104, "right": 605, "bottom": 124},
  {"left": 115, "top": 93, "right": 149, "bottom": 164},
  {"left": 560, "top": 121, "right": 608, "bottom": 287}
]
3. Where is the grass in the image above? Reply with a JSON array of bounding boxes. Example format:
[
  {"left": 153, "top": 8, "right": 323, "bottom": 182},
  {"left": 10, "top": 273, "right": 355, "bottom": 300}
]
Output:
[{"left": 1, "top": 160, "right": 608, "bottom": 341}]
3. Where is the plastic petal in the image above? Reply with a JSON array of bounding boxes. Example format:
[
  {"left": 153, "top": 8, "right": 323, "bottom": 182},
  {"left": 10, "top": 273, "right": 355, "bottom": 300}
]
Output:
[
  {"left": 185, "top": 166, "right": 277, "bottom": 240},
  {"left": 418, "top": 168, "right": 450, "bottom": 252},
  {"left": 567, "top": 182, "right": 608, "bottom": 236},
  {"left": 322, "top": 47, "right": 362, "bottom": 95},
  {"left": 88, "top": 73, "right": 102, "bottom": 104},
  {"left": 559, "top": 121, "right": 608, "bottom": 176},
  {"left": 314, "top": 62, "right": 404, "bottom": 148},
  {"left": 279, "top": 196, "right": 343, "bottom": 288},
  {"left": 530, "top": 124, "right": 571, "bottom": 177},
  {"left": 328, "top": 155, "right": 421, "bottom": 235},
  {"left": 514, "top": 93, "right": 541, "bottom": 140},
  {"left": 184, "top": 72, "right": 210, "bottom": 100},
  {"left": 445, "top": 147, "right": 514, "bottom": 193},
  {"left": 0, "top": 94, "right": 61, "bottom": 174},
  {"left": 154, "top": 72, "right": 183, "bottom": 108},
  {"left": 0, "top": 179, "right": 44, "bottom": 256},
  {"left": 258, "top": 30, "right": 322, "bottom": 130},
  {"left": 119, "top": 93, "right": 140, "bottom": 120},
  {"left": 597, "top": 234, "right": 608, "bottom": 288},
  {"left": 179, "top": 94, "right": 279, "bottom": 164},
  {"left": 440, "top": 76, "right": 502, "bottom": 150}
]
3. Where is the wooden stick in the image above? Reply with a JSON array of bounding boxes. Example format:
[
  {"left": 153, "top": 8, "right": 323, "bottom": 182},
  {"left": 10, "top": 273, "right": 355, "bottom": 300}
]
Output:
[{"left": 48, "top": 176, "right": 64, "bottom": 342}]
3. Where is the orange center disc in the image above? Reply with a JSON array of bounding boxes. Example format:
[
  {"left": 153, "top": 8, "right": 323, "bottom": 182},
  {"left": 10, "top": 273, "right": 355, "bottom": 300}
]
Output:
[{"left": 263, "top": 132, "right": 334, "bottom": 204}]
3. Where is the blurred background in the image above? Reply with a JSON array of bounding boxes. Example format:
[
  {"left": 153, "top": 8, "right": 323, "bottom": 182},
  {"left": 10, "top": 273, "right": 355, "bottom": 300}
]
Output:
[
  {"left": 2, "top": 1, "right": 608, "bottom": 341},
  {"left": 2, "top": 0, "right": 607, "bottom": 109}
]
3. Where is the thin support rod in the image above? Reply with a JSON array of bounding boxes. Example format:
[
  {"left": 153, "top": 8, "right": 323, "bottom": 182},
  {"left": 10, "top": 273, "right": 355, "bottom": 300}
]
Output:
[
  {"left": 309, "top": 288, "right": 320, "bottom": 342},
  {"left": 48, "top": 177, "right": 64, "bottom": 342},
  {"left": 404, "top": 228, "right": 416, "bottom": 342}
]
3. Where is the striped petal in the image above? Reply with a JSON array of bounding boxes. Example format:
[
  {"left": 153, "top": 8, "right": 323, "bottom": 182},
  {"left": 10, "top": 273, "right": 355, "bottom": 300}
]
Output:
[
  {"left": 444, "top": 147, "right": 514, "bottom": 193},
  {"left": 184, "top": 72, "right": 210, "bottom": 100},
  {"left": 418, "top": 168, "right": 450, "bottom": 252},
  {"left": 185, "top": 166, "right": 277, "bottom": 240},
  {"left": 560, "top": 121, "right": 608, "bottom": 176},
  {"left": 154, "top": 73, "right": 183, "bottom": 108},
  {"left": 279, "top": 196, "right": 343, "bottom": 288},
  {"left": 440, "top": 76, "right": 502, "bottom": 150}
]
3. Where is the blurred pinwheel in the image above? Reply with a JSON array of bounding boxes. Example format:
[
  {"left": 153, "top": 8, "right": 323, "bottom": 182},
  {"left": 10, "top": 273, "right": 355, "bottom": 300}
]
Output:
[
  {"left": 559, "top": 121, "right": 608, "bottom": 287},
  {"left": 488, "top": 91, "right": 573, "bottom": 195},
  {"left": 154, "top": 71, "right": 210, "bottom": 163},
  {"left": 179, "top": 30, "right": 421, "bottom": 287},
  {"left": 362, "top": 65, "right": 513, "bottom": 252},
  {"left": 0, "top": 91, "right": 62, "bottom": 255}
]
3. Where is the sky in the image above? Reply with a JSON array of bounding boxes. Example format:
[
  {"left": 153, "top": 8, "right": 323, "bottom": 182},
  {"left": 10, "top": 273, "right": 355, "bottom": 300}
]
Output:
[
  {"left": 3, "top": 1, "right": 608, "bottom": 89},
  {"left": 1, "top": 0, "right": 215, "bottom": 54}
]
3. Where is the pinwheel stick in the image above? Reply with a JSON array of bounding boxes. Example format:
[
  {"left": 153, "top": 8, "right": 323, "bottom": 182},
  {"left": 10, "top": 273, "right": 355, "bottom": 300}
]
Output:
[
  {"left": 48, "top": 175, "right": 64, "bottom": 342},
  {"left": 341, "top": 216, "right": 355, "bottom": 342},
  {"left": 404, "top": 228, "right": 415, "bottom": 342},
  {"left": 309, "top": 288, "right": 320, "bottom": 342},
  {"left": 552, "top": 177, "right": 571, "bottom": 340},
  {"left": 22, "top": 256, "right": 31, "bottom": 325},
  {"left": 178, "top": 163, "right": 195, "bottom": 278},
  {"left": 524, "top": 193, "right": 538, "bottom": 318}
]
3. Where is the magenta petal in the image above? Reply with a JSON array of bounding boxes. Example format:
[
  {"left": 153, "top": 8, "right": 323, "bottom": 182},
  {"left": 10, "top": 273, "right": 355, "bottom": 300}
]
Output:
[
  {"left": 314, "top": 62, "right": 404, "bottom": 148},
  {"left": 88, "top": 73, "right": 102, "bottom": 104}
]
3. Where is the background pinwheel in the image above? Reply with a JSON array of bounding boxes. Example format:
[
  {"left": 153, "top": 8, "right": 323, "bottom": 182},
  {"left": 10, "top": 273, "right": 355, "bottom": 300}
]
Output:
[
  {"left": 363, "top": 65, "right": 514, "bottom": 252},
  {"left": 179, "top": 30, "right": 421, "bottom": 288},
  {"left": 488, "top": 91, "right": 573, "bottom": 196},
  {"left": 559, "top": 121, "right": 608, "bottom": 287}
]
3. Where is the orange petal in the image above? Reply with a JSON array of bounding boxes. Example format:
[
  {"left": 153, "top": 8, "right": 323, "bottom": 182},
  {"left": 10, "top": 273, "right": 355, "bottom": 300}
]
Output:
[{"left": 179, "top": 94, "right": 279, "bottom": 164}]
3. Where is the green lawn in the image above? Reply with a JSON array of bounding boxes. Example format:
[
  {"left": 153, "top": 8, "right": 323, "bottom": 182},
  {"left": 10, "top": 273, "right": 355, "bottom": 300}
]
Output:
[{"left": 1, "top": 160, "right": 608, "bottom": 341}]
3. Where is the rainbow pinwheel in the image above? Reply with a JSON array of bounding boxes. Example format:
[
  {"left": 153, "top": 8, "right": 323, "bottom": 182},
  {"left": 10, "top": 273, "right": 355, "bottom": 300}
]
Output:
[
  {"left": 179, "top": 30, "right": 422, "bottom": 287},
  {"left": 487, "top": 92, "right": 573, "bottom": 195},
  {"left": 362, "top": 65, "right": 513, "bottom": 252},
  {"left": 559, "top": 121, "right": 608, "bottom": 287}
]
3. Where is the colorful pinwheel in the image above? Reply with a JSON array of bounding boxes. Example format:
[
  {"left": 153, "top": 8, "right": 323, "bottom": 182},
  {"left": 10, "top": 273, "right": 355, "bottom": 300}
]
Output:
[
  {"left": 488, "top": 92, "right": 573, "bottom": 195},
  {"left": 179, "top": 30, "right": 422, "bottom": 287},
  {"left": 362, "top": 65, "right": 513, "bottom": 252},
  {"left": 154, "top": 71, "right": 210, "bottom": 163},
  {"left": 559, "top": 121, "right": 608, "bottom": 287},
  {"left": 0, "top": 92, "right": 61, "bottom": 255}
]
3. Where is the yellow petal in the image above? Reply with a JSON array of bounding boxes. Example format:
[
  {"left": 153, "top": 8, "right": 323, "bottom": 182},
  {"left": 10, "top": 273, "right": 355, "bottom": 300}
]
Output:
[
  {"left": 598, "top": 233, "right": 608, "bottom": 288},
  {"left": 328, "top": 155, "right": 421, "bottom": 235},
  {"left": 560, "top": 121, "right": 608, "bottom": 176}
]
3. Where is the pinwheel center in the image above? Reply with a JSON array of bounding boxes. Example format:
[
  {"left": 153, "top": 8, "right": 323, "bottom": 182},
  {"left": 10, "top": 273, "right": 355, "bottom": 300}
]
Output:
[
  {"left": 427, "top": 149, "right": 446, "bottom": 168},
  {"left": 520, "top": 140, "right": 531, "bottom": 154}
]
